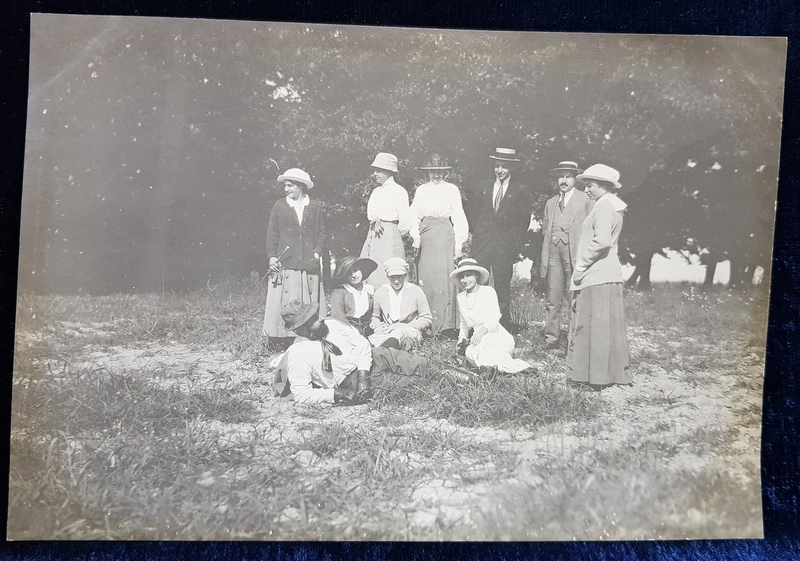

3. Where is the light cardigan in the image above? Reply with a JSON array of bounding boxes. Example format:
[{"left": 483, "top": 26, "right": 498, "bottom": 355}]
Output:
[
  {"left": 372, "top": 283, "right": 432, "bottom": 332},
  {"left": 570, "top": 193, "right": 627, "bottom": 291}
]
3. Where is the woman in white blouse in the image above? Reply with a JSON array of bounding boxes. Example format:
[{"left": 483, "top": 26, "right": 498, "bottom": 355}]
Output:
[
  {"left": 451, "top": 258, "right": 534, "bottom": 374},
  {"left": 411, "top": 153, "right": 469, "bottom": 335},
  {"left": 360, "top": 152, "right": 417, "bottom": 289}
]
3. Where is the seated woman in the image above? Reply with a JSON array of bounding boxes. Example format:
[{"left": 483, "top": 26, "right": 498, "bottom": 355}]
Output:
[
  {"left": 329, "top": 256, "right": 378, "bottom": 336},
  {"left": 451, "top": 258, "right": 534, "bottom": 374},
  {"left": 369, "top": 257, "right": 432, "bottom": 351}
]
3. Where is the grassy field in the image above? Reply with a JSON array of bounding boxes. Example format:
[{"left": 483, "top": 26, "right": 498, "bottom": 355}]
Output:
[{"left": 8, "top": 276, "right": 766, "bottom": 540}]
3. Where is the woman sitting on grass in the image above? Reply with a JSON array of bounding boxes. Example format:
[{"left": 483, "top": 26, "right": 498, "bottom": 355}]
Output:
[
  {"left": 369, "top": 257, "right": 432, "bottom": 351},
  {"left": 329, "top": 257, "right": 378, "bottom": 336},
  {"left": 451, "top": 258, "right": 534, "bottom": 374}
]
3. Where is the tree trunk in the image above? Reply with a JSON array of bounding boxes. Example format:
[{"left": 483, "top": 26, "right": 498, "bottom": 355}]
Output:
[
  {"left": 626, "top": 251, "right": 654, "bottom": 289},
  {"left": 703, "top": 260, "right": 718, "bottom": 288}
]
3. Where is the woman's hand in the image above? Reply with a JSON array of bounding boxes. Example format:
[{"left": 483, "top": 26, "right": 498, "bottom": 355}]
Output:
[
  {"left": 372, "top": 218, "right": 384, "bottom": 237},
  {"left": 470, "top": 326, "right": 488, "bottom": 346},
  {"left": 572, "top": 269, "right": 586, "bottom": 286},
  {"left": 268, "top": 257, "right": 281, "bottom": 274}
]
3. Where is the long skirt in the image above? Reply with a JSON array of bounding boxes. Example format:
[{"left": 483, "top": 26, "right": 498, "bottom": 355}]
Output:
[
  {"left": 417, "top": 216, "right": 458, "bottom": 333},
  {"left": 360, "top": 223, "right": 405, "bottom": 289},
  {"left": 466, "top": 326, "right": 533, "bottom": 373},
  {"left": 369, "top": 323, "right": 423, "bottom": 351},
  {"left": 566, "top": 282, "right": 631, "bottom": 385},
  {"left": 262, "top": 269, "right": 326, "bottom": 338}
]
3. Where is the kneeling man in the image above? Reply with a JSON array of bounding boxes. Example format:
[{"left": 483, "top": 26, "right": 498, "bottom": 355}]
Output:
[{"left": 274, "top": 299, "right": 428, "bottom": 405}]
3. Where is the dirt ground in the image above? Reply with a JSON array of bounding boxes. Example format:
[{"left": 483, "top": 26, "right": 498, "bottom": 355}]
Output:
[{"left": 56, "top": 316, "right": 763, "bottom": 540}]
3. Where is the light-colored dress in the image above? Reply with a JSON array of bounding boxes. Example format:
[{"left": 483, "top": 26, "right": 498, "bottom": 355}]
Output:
[
  {"left": 411, "top": 180, "right": 468, "bottom": 333},
  {"left": 360, "top": 177, "right": 417, "bottom": 288},
  {"left": 457, "top": 285, "right": 532, "bottom": 373}
]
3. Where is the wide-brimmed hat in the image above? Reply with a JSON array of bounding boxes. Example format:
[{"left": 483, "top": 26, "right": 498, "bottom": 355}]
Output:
[
  {"left": 370, "top": 152, "right": 399, "bottom": 173},
  {"left": 277, "top": 168, "right": 314, "bottom": 189},
  {"left": 282, "top": 299, "right": 320, "bottom": 331},
  {"left": 550, "top": 161, "right": 583, "bottom": 175},
  {"left": 576, "top": 163, "right": 622, "bottom": 189},
  {"left": 384, "top": 257, "right": 408, "bottom": 277},
  {"left": 489, "top": 147, "right": 521, "bottom": 162},
  {"left": 418, "top": 153, "right": 452, "bottom": 171},
  {"left": 449, "top": 258, "right": 490, "bottom": 286},
  {"left": 333, "top": 256, "right": 378, "bottom": 286}
]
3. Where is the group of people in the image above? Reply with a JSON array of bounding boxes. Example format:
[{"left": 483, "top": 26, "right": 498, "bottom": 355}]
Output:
[{"left": 261, "top": 147, "right": 631, "bottom": 404}]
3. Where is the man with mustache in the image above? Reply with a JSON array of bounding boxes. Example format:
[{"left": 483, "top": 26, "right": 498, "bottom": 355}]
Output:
[
  {"left": 273, "top": 299, "right": 428, "bottom": 404},
  {"left": 540, "top": 161, "right": 594, "bottom": 350}
]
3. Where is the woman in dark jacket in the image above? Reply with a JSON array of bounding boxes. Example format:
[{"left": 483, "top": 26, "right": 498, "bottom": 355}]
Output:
[
  {"left": 329, "top": 256, "right": 378, "bottom": 336},
  {"left": 262, "top": 168, "right": 327, "bottom": 343}
]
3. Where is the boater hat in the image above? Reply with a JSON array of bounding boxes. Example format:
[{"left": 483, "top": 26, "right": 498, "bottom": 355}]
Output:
[
  {"left": 333, "top": 256, "right": 378, "bottom": 286},
  {"left": 449, "top": 258, "right": 490, "bottom": 286},
  {"left": 282, "top": 299, "right": 320, "bottom": 331},
  {"left": 277, "top": 168, "right": 314, "bottom": 189},
  {"left": 418, "top": 153, "right": 452, "bottom": 171},
  {"left": 550, "top": 161, "right": 583, "bottom": 175},
  {"left": 370, "top": 152, "right": 399, "bottom": 173},
  {"left": 576, "top": 163, "right": 622, "bottom": 189},
  {"left": 489, "top": 147, "right": 521, "bottom": 162}
]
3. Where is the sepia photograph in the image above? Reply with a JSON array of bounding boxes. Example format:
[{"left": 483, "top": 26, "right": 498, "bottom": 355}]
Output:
[{"left": 8, "top": 14, "right": 787, "bottom": 540}]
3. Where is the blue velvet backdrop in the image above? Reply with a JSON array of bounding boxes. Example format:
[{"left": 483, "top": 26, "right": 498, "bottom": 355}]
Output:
[{"left": 1, "top": 0, "right": 797, "bottom": 559}]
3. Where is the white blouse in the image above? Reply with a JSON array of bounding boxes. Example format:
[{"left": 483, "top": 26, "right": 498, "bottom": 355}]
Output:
[
  {"left": 456, "top": 285, "right": 502, "bottom": 340},
  {"left": 410, "top": 181, "right": 469, "bottom": 255},
  {"left": 286, "top": 194, "right": 310, "bottom": 224},
  {"left": 343, "top": 283, "right": 374, "bottom": 318},
  {"left": 366, "top": 177, "right": 417, "bottom": 239}
]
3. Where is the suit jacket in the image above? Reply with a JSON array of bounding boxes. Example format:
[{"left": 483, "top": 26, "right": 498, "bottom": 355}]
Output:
[
  {"left": 540, "top": 188, "right": 593, "bottom": 278},
  {"left": 468, "top": 177, "right": 532, "bottom": 259},
  {"left": 266, "top": 198, "right": 326, "bottom": 274}
]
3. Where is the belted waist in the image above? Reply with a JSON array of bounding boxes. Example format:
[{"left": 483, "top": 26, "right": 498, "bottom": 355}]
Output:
[{"left": 371, "top": 219, "right": 399, "bottom": 225}]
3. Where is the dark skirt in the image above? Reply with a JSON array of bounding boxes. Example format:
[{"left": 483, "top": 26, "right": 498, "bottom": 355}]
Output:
[
  {"left": 566, "top": 282, "right": 631, "bottom": 386},
  {"left": 417, "top": 216, "right": 458, "bottom": 332}
]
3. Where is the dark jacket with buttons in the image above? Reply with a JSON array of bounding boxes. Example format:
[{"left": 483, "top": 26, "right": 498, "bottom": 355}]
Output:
[{"left": 266, "top": 197, "right": 327, "bottom": 275}]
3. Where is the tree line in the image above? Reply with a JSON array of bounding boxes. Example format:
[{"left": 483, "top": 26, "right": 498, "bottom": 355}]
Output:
[{"left": 19, "top": 17, "right": 784, "bottom": 294}]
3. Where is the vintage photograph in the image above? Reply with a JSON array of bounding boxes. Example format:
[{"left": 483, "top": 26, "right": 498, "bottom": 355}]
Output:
[{"left": 8, "top": 14, "right": 786, "bottom": 540}]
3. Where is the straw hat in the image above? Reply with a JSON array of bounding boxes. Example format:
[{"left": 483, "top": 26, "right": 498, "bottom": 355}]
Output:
[
  {"left": 488, "top": 147, "right": 521, "bottom": 162},
  {"left": 550, "top": 161, "right": 583, "bottom": 175},
  {"left": 281, "top": 300, "right": 319, "bottom": 331},
  {"left": 418, "top": 153, "right": 452, "bottom": 171},
  {"left": 276, "top": 168, "right": 314, "bottom": 189},
  {"left": 370, "top": 152, "right": 399, "bottom": 173},
  {"left": 576, "top": 164, "right": 621, "bottom": 189},
  {"left": 449, "top": 258, "right": 490, "bottom": 286},
  {"left": 333, "top": 257, "right": 378, "bottom": 286}
]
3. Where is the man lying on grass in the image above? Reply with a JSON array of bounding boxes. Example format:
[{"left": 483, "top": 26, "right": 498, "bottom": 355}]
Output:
[{"left": 273, "top": 299, "right": 429, "bottom": 405}]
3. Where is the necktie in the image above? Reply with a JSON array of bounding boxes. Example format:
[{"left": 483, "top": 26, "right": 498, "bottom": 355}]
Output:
[
  {"left": 320, "top": 339, "right": 342, "bottom": 372},
  {"left": 494, "top": 183, "right": 503, "bottom": 213},
  {"left": 558, "top": 193, "right": 565, "bottom": 212}
]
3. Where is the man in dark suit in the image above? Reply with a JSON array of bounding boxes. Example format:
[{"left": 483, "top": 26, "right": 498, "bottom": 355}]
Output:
[
  {"left": 539, "top": 160, "right": 593, "bottom": 349},
  {"left": 468, "top": 147, "right": 532, "bottom": 330}
]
